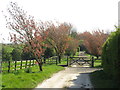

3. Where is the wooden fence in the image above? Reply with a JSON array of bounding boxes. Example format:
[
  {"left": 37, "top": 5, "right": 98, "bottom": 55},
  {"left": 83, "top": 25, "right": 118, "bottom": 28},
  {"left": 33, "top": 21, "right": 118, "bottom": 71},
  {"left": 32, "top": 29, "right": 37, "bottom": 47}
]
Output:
[
  {"left": 1, "top": 56, "right": 59, "bottom": 73},
  {"left": 1, "top": 55, "right": 98, "bottom": 73},
  {"left": 1, "top": 59, "right": 35, "bottom": 73}
]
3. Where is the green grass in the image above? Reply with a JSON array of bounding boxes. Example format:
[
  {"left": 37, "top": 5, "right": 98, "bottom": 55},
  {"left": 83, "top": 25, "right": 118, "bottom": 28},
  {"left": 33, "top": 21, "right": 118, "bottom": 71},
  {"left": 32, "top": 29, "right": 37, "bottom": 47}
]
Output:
[
  {"left": 2, "top": 60, "right": 36, "bottom": 72},
  {"left": 94, "top": 60, "right": 102, "bottom": 68},
  {"left": 2, "top": 64, "right": 64, "bottom": 88},
  {"left": 0, "top": 74, "right": 2, "bottom": 90},
  {"left": 57, "top": 56, "right": 68, "bottom": 65},
  {"left": 75, "top": 52, "right": 79, "bottom": 56},
  {"left": 84, "top": 53, "right": 102, "bottom": 68},
  {"left": 90, "top": 70, "right": 119, "bottom": 88}
]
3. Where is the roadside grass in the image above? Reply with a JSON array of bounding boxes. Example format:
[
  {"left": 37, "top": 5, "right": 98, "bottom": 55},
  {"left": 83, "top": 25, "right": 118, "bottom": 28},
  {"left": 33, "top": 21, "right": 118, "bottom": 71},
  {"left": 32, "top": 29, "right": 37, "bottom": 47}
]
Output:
[
  {"left": 57, "top": 56, "right": 68, "bottom": 66},
  {"left": 89, "top": 55, "right": 119, "bottom": 88},
  {"left": 2, "top": 64, "right": 64, "bottom": 88},
  {"left": 0, "top": 74, "right": 2, "bottom": 90},
  {"left": 94, "top": 60, "right": 102, "bottom": 68},
  {"left": 90, "top": 70, "right": 119, "bottom": 88}
]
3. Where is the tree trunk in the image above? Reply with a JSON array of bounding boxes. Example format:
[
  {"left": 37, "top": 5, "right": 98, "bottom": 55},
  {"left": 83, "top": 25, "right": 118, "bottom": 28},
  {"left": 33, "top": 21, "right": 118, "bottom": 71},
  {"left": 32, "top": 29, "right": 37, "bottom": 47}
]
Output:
[
  {"left": 43, "top": 58, "right": 46, "bottom": 64},
  {"left": 38, "top": 62, "right": 43, "bottom": 71},
  {"left": 36, "top": 58, "right": 43, "bottom": 71},
  {"left": 96, "top": 56, "right": 99, "bottom": 59},
  {"left": 58, "top": 55, "right": 61, "bottom": 63}
]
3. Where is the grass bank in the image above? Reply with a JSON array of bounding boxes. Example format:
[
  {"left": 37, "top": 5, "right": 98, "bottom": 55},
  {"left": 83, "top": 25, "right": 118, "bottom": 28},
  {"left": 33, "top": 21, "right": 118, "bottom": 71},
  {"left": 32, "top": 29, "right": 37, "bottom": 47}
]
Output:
[
  {"left": 90, "top": 70, "right": 119, "bottom": 88},
  {"left": 2, "top": 64, "right": 64, "bottom": 88},
  {"left": 94, "top": 60, "right": 102, "bottom": 68}
]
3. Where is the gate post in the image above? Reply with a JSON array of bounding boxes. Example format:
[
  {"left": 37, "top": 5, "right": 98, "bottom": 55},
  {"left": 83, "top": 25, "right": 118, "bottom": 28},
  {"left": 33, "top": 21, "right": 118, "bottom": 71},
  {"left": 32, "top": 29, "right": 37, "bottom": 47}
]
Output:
[
  {"left": 67, "top": 56, "right": 69, "bottom": 66},
  {"left": 91, "top": 57, "right": 94, "bottom": 67},
  {"left": 56, "top": 57, "right": 58, "bottom": 65}
]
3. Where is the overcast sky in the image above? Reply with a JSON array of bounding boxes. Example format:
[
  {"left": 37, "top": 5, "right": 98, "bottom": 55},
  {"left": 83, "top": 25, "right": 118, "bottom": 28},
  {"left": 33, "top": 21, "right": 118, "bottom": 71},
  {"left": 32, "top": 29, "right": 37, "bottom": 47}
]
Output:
[{"left": 0, "top": 0, "right": 119, "bottom": 43}]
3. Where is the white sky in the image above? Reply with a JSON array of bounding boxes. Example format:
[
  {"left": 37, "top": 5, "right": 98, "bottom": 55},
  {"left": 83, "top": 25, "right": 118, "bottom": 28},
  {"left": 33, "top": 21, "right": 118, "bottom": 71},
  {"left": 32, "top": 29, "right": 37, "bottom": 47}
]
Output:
[{"left": 0, "top": 0, "right": 119, "bottom": 43}]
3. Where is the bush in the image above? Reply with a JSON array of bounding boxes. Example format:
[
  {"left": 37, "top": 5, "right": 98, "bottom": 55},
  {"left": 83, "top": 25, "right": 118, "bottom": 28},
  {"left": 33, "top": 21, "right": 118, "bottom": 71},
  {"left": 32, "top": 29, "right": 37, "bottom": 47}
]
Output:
[
  {"left": 11, "top": 47, "right": 22, "bottom": 61},
  {"left": 42, "top": 47, "right": 55, "bottom": 58},
  {"left": 65, "top": 49, "right": 75, "bottom": 56},
  {"left": 24, "top": 68, "right": 32, "bottom": 73},
  {"left": 13, "top": 70, "right": 20, "bottom": 75},
  {"left": 2, "top": 46, "right": 13, "bottom": 61},
  {"left": 21, "top": 51, "right": 35, "bottom": 60},
  {"left": 102, "top": 27, "right": 120, "bottom": 86}
]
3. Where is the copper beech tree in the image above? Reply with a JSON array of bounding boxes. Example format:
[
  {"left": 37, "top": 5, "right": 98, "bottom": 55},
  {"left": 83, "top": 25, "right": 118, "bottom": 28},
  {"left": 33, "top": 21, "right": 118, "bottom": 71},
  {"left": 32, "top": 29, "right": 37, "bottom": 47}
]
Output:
[
  {"left": 44, "top": 23, "right": 72, "bottom": 63},
  {"left": 6, "top": 2, "right": 49, "bottom": 71},
  {"left": 79, "top": 30, "right": 108, "bottom": 59}
]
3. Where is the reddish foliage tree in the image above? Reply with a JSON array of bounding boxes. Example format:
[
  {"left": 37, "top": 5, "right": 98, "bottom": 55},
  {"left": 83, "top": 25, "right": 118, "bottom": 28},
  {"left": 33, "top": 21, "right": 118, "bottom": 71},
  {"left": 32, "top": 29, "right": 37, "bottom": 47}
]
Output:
[
  {"left": 6, "top": 2, "right": 48, "bottom": 71},
  {"left": 44, "top": 22, "right": 72, "bottom": 63},
  {"left": 65, "top": 37, "right": 79, "bottom": 56},
  {"left": 79, "top": 30, "right": 108, "bottom": 58}
]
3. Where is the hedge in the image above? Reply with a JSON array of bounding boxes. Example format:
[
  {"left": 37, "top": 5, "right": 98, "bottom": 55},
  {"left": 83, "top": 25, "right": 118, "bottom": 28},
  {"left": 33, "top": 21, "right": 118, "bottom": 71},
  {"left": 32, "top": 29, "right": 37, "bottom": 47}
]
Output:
[{"left": 102, "top": 27, "right": 120, "bottom": 86}]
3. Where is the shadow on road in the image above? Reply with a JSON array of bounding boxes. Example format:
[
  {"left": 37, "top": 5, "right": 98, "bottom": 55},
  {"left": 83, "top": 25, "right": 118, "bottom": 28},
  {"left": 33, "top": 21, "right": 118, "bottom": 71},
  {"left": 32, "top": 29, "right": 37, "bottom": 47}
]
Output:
[{"left": 66, "top": 73, "right": 93, "bottom": 89}]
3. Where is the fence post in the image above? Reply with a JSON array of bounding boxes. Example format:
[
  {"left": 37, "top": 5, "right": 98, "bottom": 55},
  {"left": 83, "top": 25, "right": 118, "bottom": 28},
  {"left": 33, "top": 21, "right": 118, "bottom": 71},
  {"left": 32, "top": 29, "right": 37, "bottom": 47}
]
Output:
[
  {"left": 49, "top": 58, "right": 50, "bottom": 64},
  {"left": 67, "top": 56, "right": 69, "bottom": 66},
  {"left": 25, "top": 60, "right": 27, "bottom": 68},
  {"left": 8, "top": 61, "right": 10, "bottom": 73},
  {"left": 56, "top": 57, "right": 58, "bottom": 65},
  {"left": 20, "top": 60, "right": 22, "bottom": 69},
  {"left": 43, "top": 58, "right": 46, "bottom": 64},
  {"left": 91, "top": 57, "right": 94, "bottom": 67},
  {"left": 29, "top": 60, "right": 31, "bottom": 67},
  {"left": 15, "top": 60, "right": 17, "bottom": 71},
  {"left": 33, "top": 59, "right": 34, "bottom": 65}
]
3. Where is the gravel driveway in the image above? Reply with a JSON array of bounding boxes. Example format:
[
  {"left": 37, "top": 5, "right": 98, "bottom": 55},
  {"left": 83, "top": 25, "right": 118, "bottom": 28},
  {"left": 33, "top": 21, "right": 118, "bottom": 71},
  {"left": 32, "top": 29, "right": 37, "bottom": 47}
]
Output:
[{"left": 34, "top": 65, "right": 101, "bottom": 89}]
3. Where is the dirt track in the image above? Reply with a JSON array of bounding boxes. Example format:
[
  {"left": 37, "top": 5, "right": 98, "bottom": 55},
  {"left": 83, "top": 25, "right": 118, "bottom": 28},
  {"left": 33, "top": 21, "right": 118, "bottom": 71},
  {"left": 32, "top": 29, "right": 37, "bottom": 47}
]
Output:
[{"left": 35, "top": 65, "right": 101, "bottom": 89}]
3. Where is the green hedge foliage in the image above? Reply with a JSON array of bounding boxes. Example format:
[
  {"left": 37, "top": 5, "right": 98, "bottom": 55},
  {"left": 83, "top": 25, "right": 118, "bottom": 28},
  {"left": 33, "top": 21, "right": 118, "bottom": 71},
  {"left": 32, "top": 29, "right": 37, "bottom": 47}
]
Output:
[
  {"left": 102, "top": 27, "right": 120, "bottom": 85},
  {"left": 2, "top": 45, "right": 13, "bottom": 61},
  {"left": 11, "top": 48, "right": 22, "bottom": 61}
]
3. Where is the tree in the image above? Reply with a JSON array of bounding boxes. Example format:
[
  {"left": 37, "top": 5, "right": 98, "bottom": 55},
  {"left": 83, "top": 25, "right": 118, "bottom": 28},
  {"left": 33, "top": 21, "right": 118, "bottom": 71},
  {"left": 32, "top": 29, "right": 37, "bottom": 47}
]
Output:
[
  {"left": 79, "top": 30, "right": 108, "bottom": 58},
  {"left": 2, "top": 45, "right": 13, "bottom": 61},
  {"left": 21, "top": 51, "right": 35, "bottom": 60},
  {"left": 5, "top": 2, "right": 48, "bottom": 71},
  {"left": 43, "top": 47, "right": 55, "bottom": 58},
  {"left": 11, "top": 47, "right": 22, "bottom": 61},
  {"left": 42, "top": 47, "right": 55, "bottom": 63},
  {"left": 2, "top": 47, "right": 12, "bottom": 61},
  {"left": 44, "top": 22, "right": 72, "bottom": 63},
  {"left": 65, "top": 37, "right": 79, "bottom": 56},
  {"left": 70, "top": 29, "right": 78, "bottom": 38}
]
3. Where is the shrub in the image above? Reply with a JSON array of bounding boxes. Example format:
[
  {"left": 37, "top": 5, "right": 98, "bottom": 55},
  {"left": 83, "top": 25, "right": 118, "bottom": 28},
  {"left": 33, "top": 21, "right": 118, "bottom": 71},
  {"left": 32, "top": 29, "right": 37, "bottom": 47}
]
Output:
[
  {"left": 21, "top": 51, "right": 35, "bottom": 60},
  {"left": 13, "top": 70, "right": 20, "bottom": 75},
  {"left": 102, "top": 27, "right": 120, "bottom": 86},
  {"left": 2, "top": 46, "right": 13, "bottom": 61},
  {"left": 42, "top": 47, "right": 55, "bottom": 58},
  {"left": 11, "top": 47, "right": 22, "bottom": 61},
  {"left": 24, "top": 68, "right": 32, "bottom": 73}
]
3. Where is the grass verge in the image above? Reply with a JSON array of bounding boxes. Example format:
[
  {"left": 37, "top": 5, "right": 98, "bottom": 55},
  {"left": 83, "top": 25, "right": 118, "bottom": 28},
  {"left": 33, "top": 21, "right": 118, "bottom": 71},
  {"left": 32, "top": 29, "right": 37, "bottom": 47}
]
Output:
[
  {"left": 2, "top": 64, "right": 64, "bottom": 88},
  {"left": 94, "top": 60, "right": 102, "bottom": 68},
  {"left": 90, "top": 70, "right": 119, "bottom": 88}
]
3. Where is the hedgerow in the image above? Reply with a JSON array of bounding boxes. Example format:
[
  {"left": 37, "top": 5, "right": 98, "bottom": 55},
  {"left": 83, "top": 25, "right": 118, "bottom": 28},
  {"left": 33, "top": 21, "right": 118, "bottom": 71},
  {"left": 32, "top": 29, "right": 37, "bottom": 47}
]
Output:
[{"left": 102, "top": 27, "right": 120, "bottom": 86}]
